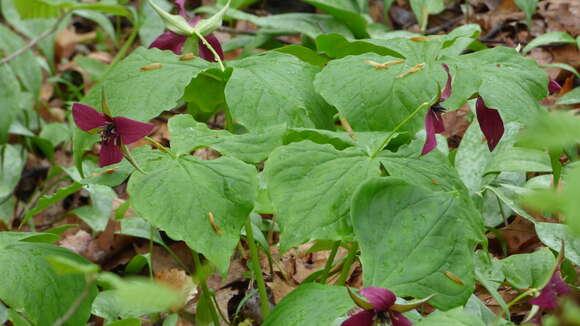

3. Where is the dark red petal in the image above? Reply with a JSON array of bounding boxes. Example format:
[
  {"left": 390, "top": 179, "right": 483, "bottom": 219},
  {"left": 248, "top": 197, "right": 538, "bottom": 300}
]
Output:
[
  {"left": 149, "top": 31, "right": 187, "bottom": 55},
  {"left": 421, "top": 108, "right": 445, "bottom": 156},
  {"left": 72, "top": 103, "right": 109, "bottom": 131},
  {"left": 198, "top": 33, "right": 224, "bottom": 62},
  {"left": 359, "top": 287, "right": 396, "bottom": 311},
  {"left": 440, "top": 64, "right": 452, "bottom": 100},
  {"left": 342, "top": 310, "right": 374, "bottom": 326},
  {"left": 529, "top": 272, "right": 571, "bottom": 309},
  {"left": 390, "top": 311, "right": 413, "bottom": 326},
  {"left": 99, "top": 140, "right": 124, "bottom": 167},
  {"left": 548, "top": 78, "right": 562, "bottom": 94},
  {"left": 175, "top": 0, "right": 187, "bottom": 17},
  {"left": 476, "top": 97, "right": 504, "bottom": 152},
  {"left": 113, "top": 116, "right": 155, "bottom": 144}
]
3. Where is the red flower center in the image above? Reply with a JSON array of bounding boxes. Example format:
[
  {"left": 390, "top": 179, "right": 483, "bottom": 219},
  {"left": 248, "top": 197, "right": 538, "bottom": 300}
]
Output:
[{"left": 100, "top": 123, "right": 119, "bottom": 145}]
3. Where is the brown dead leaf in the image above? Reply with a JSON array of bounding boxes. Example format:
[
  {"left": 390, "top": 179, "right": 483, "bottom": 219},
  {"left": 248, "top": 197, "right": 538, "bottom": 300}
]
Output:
[{"left": 56, "top": 28, "right": 97, "bottom": 62}]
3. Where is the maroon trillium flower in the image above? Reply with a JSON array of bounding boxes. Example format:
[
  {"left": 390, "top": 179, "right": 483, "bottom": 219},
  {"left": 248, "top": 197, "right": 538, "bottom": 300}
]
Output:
[
  {"left": 343, "top": 287, "right": 413, "bottom": 326},
  {"left": 149, "top": 0, "right": 224, "bottom": 61},
  {"left": 527, "top": 270, "right": 572, "bottom": 325},
  {"left": 548, "top": 77, "right": 562, "bottom": 94},
  {"left": 421, "top": 64, "right": 505, "bottom": 155},
  {"left": 72, "top": 103, "right": 154, "bottom": 167}
]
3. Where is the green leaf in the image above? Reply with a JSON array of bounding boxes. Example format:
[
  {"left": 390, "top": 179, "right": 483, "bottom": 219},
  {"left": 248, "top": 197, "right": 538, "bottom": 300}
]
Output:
[
  {"left": 557, "top": 87, "right": 580, "bottom": 105},
  {"left": 107, "top": 319, "right": 142, "bottom": 326},
  {"left": 0, "top": 231, "right": 60, "bottom": 244},
  {"left": 514, "top": 0, "right": 539, "bottom": 26},
  {"left": 443, "top": 47, "right": 547, "bottom": 125},
  {"left": 264, "top": 141, "right": 381, "bottom": 251},
  {"left": 523, "top": 31, "right": 575, "bottom": 54},
  {"left": 69, "top": 2, "right": 131, "bottom": 17},
  {"left": 262, "top": 284, "right": 353, "bottom": 326},
  {"left": 12, "top": 0, "right": 70, "bottom": 19},
  {"left": 0, "top": 66, "right": 23, "bottom": 143},
  {"left": 22, "top": 182, "right": 82, "bottom": 227},
  {"left": 274, "top": 45, "right": 330, "bottom": 67},
  {"left": 226, "top": 52, "right": 335, "bottom": 131},
  {"left": 183, "top": 70, "right": 228, "bottom": 122},
  {"left": 0, "top": 242, "right": 97, "bottom": 325},
  {"left": 254, "top": 13, "right": 353, "bottom": 39},
  {"left": 169, "top": 114, "right": 285, "bottom": 163},
  {"left": 315, "top": 33, "right": 403, "bottom": 59},
  {"left": 128, "top": 149, "right": 257, "bottom": 272},
  {"left": 0, "top": 144, "right": 26, "bottom": 198},
  {"left": 410, "top": 0, "right": 445, "bottom": 31},
  {"left": 303, "top": 0, "right": 368, "bottom": 38},
  {"left": 117, "top": 217, "right": 164, "bottom": 245},
  {"left": 378, "top": 139, "right": 485, "bottom": 243},
  {"left": 83, "top": 47, "right": 213, "bottom": 121},
  {"left": 46, "top": 255, "right": 100, "bottom": 275},
  {"left": 0, "top": 24, "right": 42, "bottom": 97},
  {"left": 464, "top": 295, "right": 511, "bottom": 326},
  {"left": 39, "top": 122, "right": 70, "bottom": 147},
  {"left": 484, "top": 147, "right": 552, "bottom": 173},
  {"left": 473, "top": 250, "right": 509, "bottom": 316},
  {"left": 71, "top": 184, "right": 116, "bottom": 232},
  {"left": 315, "top": 52, "right": 446, "bottom": 133},
  {"left": 352, "top": 177, "right": 475, "bottom": 309},
  {"left": 535, "top": 222, "right": 580, "bottom": 265},
  {"left": 415, "top": 308, "right": 486, "bottom": 326},
  {"left": 500, "top": 248, "right": 555, "bottom": 290}
]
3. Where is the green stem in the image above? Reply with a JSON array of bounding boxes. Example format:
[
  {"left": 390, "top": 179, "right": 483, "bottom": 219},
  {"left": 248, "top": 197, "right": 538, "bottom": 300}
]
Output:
[
  {"left": 149, "top": 224, "right": 155, "bottom": 279},
  {"left": 319, "top": 241, "right": 341, "bottom": 284},
  {"left": 336, "top": 242, "right": 358, "bottom": 286},
  {"left": 371, "top": 100, "right": 434, "bottom": 158},
  {"left": 107, "top": 16, "right": 141, "bottom": 72},
  {"left": 194, "top": 31, "right": 225, "bottom": 71},
  {"left": 144, "top": 136, "right": 175, "bottom": 158},
  {"left": 193, "top": 252, "right": 221, "bottom": 326},
  {"left": 245, "top": 218, "right": 270, "bottom": 319}
]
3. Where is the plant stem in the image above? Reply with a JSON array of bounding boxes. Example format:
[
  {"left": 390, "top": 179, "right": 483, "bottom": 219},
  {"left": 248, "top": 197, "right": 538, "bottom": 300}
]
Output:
[
  {"left": 149, "top": 224, "right": 155, "bottom": 279},
  {"left": 0, "top": 12, "right": 70, "bottom": 65},
  {"left": 336, "top": 242, "right": 358, "bottom": 286},
  {"left": 194, "top": 31, "right": 225, "bottom": 71},
  {"left": 193, "top": 252, "right": 221, "bottom": 326},
  {"left": 144, "top": 136, "right": 176, "bottom": 158},
  {"left": 245, "top": 218, "right": 271, "bottom": 319},
  {"left": 319, "top": 241, "right": 341, "bottom": 284},
  {"left": 108, "top": 17, "right": 141, "bottom": 70},
  {"left": 371, "top": 100, "right": 434, "bottom": 158}
]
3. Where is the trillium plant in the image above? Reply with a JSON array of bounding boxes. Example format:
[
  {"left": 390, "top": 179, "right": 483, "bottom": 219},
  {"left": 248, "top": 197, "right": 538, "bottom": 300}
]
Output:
[{"left": 2, "top": 0, "right": 579, "bottom": 325}]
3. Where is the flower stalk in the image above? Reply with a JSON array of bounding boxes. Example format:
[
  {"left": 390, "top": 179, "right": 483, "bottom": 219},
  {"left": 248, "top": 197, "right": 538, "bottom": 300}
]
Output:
[{"left": 245, "top": 218, "right": 271, "bottom": 318}]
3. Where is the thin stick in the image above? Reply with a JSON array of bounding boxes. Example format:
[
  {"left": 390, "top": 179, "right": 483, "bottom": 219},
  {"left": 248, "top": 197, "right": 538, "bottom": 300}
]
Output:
[
  {"left": 245, "top": 218, "right": 271, "bottom": 318},
  {"left": 0, "top": 12, "right": 70, "bottom": 65}
]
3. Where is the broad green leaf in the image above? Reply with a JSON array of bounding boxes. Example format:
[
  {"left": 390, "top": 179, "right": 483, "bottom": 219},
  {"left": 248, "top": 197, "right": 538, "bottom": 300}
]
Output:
[
  {"left": 264, "top": 141, "right": 381, "bottom": 251},
  {"left": 557, "top": 87, "right": 580, "bottom": 105},
  {"left": 500, "top": 248, "right": 555, "bottom": 290},
  {"left": 107, "top": 319, "right": 142, "bottom": 326},
  {"left": 464, "top": 295, "right": 511, "bottom": 326},
  {"left": 39, "top": 122, "right": 70, "bottom": 147},
  {"left": 484, "top": 147, "right": 551, "bottom": 173},
  {"left": 262, "top": 284, "right": 353, "bottom": 326},
  {"left": 83, "top": 47, "right": 213, "bottom": 121},
  {"left": 315, "top": 33, "right": 403, "bottom": 59},
  {"left": 77, "top": 159, "right": 134, "bottom": 187},
  {"left": 71, "top": 184, "right": 116, "bottom": 232},
  {"left": 117, "top": 217, "right": 164, "bottom": 245},
  {"left": 226, "top": 52, "right": 335, "bottom": 131},
  {"left": 254, "top": 13, "right": 353, "bottom": 39},
  {"left": 0, "top": 231, "right": 59, "bottom": 244},
  {"left": 217, "top": 0, "right": 257, "bottom": 9},
  {"left": 473, "top": 250, "right": 509, "bottom": 316},
  {"left": 128, "top": 149, "right": 257, "bottom": 272},
  {"left": 22, "top": 182, "right": 82, "bottom": 226},
  {"left": 47, "top": 255, "right": 100, "bottom": 275},
  {"left": 303, "top": 0, "right": 368, "bottom": 38},
  {"left": 0, "top": 66, "right": 22, "bottom": 143},
  {"left": 315, "top": 52, "right": 446, "bottom": 133},
  {"left": 514, "top": 0, "right": 539, "bottom": 25},
  {"left": 274, "top": 45, "right": 330, "bottom": 67},
  {"left": 0, "top": 196, "right": 15, "bottom": 225},
  {"left": 12, "top": 0, "right": 70, "bottom": 19},
  {"left": 0, "top": 144, "right": 26, "bottom": 198},
  {"left": 0, "top": 25, "right": 42, "bottom": 97},
  {"left": 0, "top": 242, "right": 97, "bottom": 326},
  {"left": 69, "top": 2, "right": 131, "bottom": 17},
  {"left": 378, "top": 139, "right": 485, "bottom": 243},
  {"left": 535, "top": 222, "right": 580, "bottom": 265},
  {"left": 74, "top": 10, "right": 118, "bottom": 45},
  {"left": 415, "top": 308, "right": 486, "bottom": 326},
  {"left": 183, "top": 69, "right": 228, "bottom": 122},
  {"left": 443, "top": 47, "right": 548, "bottom": 125},
  {"left": 352, "top": 177, "right": 475, "bottom": 309},
  {"left": 484, "top": 184, "right": 536, "bottom": 224},
  {"left": 523, "top": 31, "right": 576, "bottom": 54},
  {"left": 169, "top": 114, "right": 285, "bottom": 163}
]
